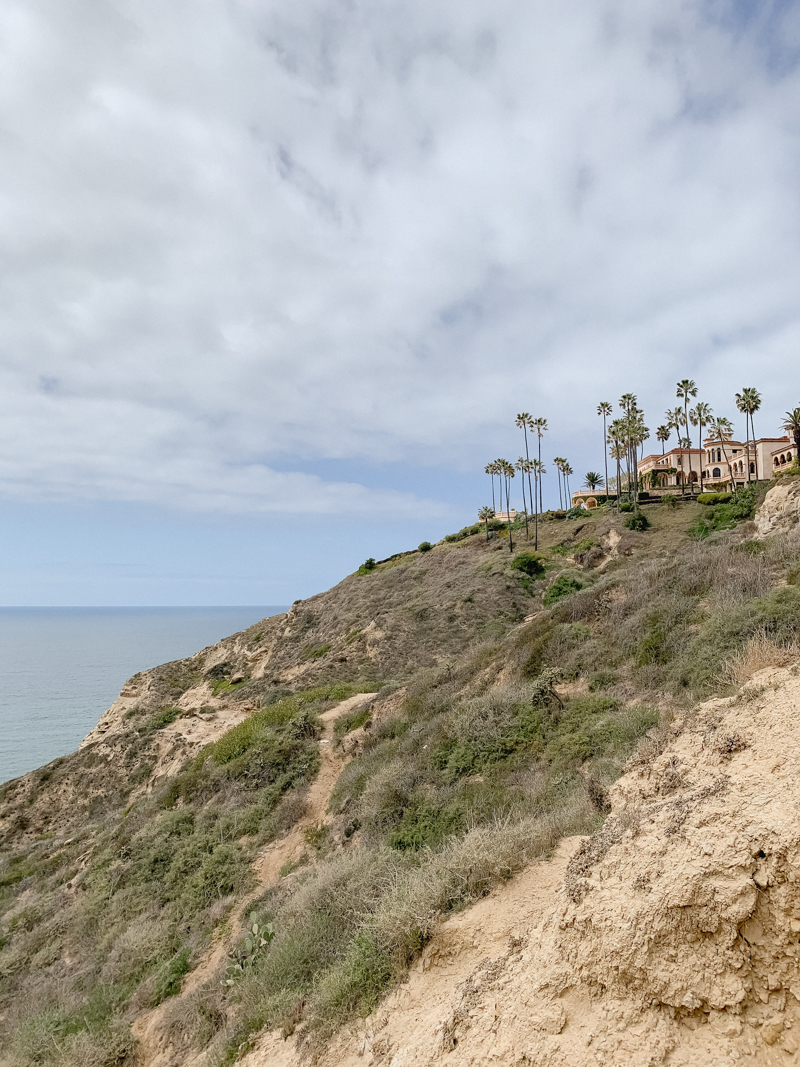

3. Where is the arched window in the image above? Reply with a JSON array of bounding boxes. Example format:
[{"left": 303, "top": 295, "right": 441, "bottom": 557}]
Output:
[
  {"left": 781, "top": 454, "right": 787, "bottom": 464},
  {"left": 750, "top": 462, "right": 755, "bottom": 474},
  {"left": 712, "top": 467, "right": 721, "bottom": 478},
  {"left": 775, "top": 457, "right": 780, "bottom": 466},
  {"left": 717, "top": 449, "right": 722, "bottom": 462}
]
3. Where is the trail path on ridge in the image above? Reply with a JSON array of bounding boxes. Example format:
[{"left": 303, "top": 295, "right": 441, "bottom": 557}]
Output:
[{"left": 133, "top": 692, "right": 376, "bottom": 1066}]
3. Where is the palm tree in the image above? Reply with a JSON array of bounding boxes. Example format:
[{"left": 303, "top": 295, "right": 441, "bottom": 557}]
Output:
[
  {"left": 553, "top": 457, "right": 565, "bottom": 509},
  {"left": 498, "top": 459, "right": 515, "bottom": 551},
  {"left": 484, "top": 462, "right": 497, "bottom": 512},
  {"left": 531, "top": 459, "right": 545, "bottom": 531},
  {"left": 782, "top": 409, "right": 800, "bottom": 466},
  {"left": 563, "top": 462, "right": 574, "bottom": 504},
  {"left": 533, "top": 418, "right": 548, "bottom": 512},
  {"left": 709, "top": 417, "right": 735, "bottom": 489},
  {"left": 736, "top": 388, "right": 762, "bottom": 482},
  {"left": 516, "top": 457, "right": 530, "bottom": 537},
  {"left": 478, "top": 505, "right": 494, "bottom": 542},
  {"left": 666, "top": 407, "right": 684, "bottom": 448},
  {"left": 516, "top": 414, "right": 536, "bottom": 541},
  {"left": 584, "top": 472, "right": 602, "bottom": 490},
  {"left": 609, "top": 441, "right": 625, "bottom": 509},
  {"left": 597, "top": 402, "right": 612, "bottom": 498},
  {"left": 690, "top": 401, "right": 713, "bottom": 491},
  {"left": 676, "top": 380, "right": 698, "bottom": 495},
  {"left": 656, "top": 425, "right": 670, "bottom": 454}
]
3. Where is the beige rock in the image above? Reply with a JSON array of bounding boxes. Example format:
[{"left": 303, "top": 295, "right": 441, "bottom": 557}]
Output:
[
  {"left": 754, "top": 478, "right": 800, "bottom": 537},
  {"left": 239, "top": 663, "right": 800, "bottom": 1067}
]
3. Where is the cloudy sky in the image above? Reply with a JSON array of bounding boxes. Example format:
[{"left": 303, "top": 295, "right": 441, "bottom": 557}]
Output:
[{"left": 2, "top": 0, "right": 800, "bottom": 603}]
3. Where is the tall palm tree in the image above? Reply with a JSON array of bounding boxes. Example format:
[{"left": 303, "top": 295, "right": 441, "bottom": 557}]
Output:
[
  {"left": 533, "top": 418, "right": 548, "bottom": 512},
  {"left": 709, "top": 417, "right": 735, "bottom": 489},
  {"left": 666, "top": 406, "right": 684, "bottom": 448},
  {"left": 516, "top": 414, "right": 536, "bottom": 542},
  {"left": 597, "top": 401, "right": 612, "bottom": 499},
  {"left": 618, "top": 396, "right": 639, "bottom": 506},
  {"left": 478, "top": 505, "right": 494, "bottom": 542},
  {"left": 553, "top": 457, "right": 565, "bottom": 509},
  {"left": 736, "top": 388, "right": 762, "bottom": 482},
  {"left": 563, "top": 462, "right": 574, "bottom": 504},
  {"left": 745, "top": 388, "right": 762, "bottom": 479},
  {"left": 498, "top": 459, "right": 515, "bottom": 551},
  {"left": 676, "top": 380, "right": 698, "bottom": 495},
  {"left": 690, "top": 401, "right": 713, "bottom": 491},
  {"left": 531, "top": 459, "right": 545, "bottom": 533},
  {"left": 609, "top": 441, "right": 625, "bottom": 509},
  {"left": 484, "top": 462, "right": 497, "bottom": 512},
  {"left": 656, "top": 425, "right": 670, "bottom": 454},
  {"left": 782, "top": 408, "right": 800, "bottom": 465},
  {"left": 516, "top": 457, "right": 530, "bottom": 537},
  {"left": 584, "top": 472, "right": 602, "bottom": 490},
  {"left": 629, "top": 416, "right": 649, "bottom": 507}
]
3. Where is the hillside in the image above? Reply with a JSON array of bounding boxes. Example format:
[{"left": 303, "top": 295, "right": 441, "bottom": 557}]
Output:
[{"left": 2, "top": 486, "right": 800, "bottom": 1067}]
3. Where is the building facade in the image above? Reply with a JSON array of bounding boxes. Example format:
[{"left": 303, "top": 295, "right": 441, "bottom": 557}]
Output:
[{"left": 571, "top": 433, "right": 796, "bottom": 507}]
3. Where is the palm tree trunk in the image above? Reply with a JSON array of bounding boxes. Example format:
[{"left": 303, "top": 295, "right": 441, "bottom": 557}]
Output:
[
  {"left": 615, "top": 449, "right": 621, "bottom": 511},
  {"left": 752, "top": 416, "right": 759, "bottom": 481},
  {"left": 523, "top": 426, "right": 535, "bottom": 541},
  {"left": 520, "top": 468, "right": 529, "bottom": 538},
  {"left": 557, "top": 467, "right": 563, "bottom": 510},
  {"left": 491, "top": 473, "right": 495, "bottom": 513},
  {"left": 719, "top": 440, "right": 733, "bottom": 491},
  {"left": 538, "top": 437, "right": 543, "bottom": 513},
  {"left": 533, "top": 470, "right": 539, "bottom": 548},
  {"left": 602, "top": 415, "right": 609, "bottom": 502},
  {"left": 746, "top": 413, "right": 752, "bottom": 485},
  {"left": 505, "top": 475, "right": 513, "bottom": 552}
]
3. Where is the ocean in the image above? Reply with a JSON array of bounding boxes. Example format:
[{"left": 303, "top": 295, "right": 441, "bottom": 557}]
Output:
[{"left": 0, "top": 606, "right": 287, "bottom": 784}]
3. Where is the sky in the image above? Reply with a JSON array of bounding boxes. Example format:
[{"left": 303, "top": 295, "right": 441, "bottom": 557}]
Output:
[{"left": 2, "top": 0, "right": 800, "bottom": 604}]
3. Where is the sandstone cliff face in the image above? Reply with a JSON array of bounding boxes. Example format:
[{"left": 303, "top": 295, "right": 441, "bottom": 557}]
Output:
[
  {"left": 755, "top": 478, "right": 800, "bottom": 537},
  {"left": 244, "top": 663, "right": 800, "bottom": 1067}
]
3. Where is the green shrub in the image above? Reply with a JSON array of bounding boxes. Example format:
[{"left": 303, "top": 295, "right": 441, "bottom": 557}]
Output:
[
  {"left": 303, "top": 644, "right": 331, "bottom": 660},
  {"left": 334, "top": 704, "right": 373, "bottom": 738},
  {"left": 358, "top": 559, "right": 376, "bottom": 575},
  {"left": 511, "top": 552, "right": 545, "bottom": 578},
  {"left": 619, "top": 502, "right": 633, "bottom": 512},
  {"left": 444, "top": 524, "right": 481, "bottom": 543},
  {"left": 589, "top": 671, "right": 618, "bottom": 691},
  {"left": 698, "top": 492, "right": 733, "bottom": 505},
  {"left": 147, "top": 707, "right": 182, "bottom": 731},
  {"left": 418, "top": 542, "right": 432, "bottom": 553},
  {"left": 661, "top": 494, "right": 676, "bottom": 508},
  {"left": 543, "top": 574, "right": 583, "bottom": 606},
  {"left": 689, "top": 485, "right": 758, "bottom": 540},
  {"left": 624, "top": 513, "right": 650, "bottom": 531}
]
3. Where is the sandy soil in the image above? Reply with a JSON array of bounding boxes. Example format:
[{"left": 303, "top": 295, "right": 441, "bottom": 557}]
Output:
[
  {"left": 131, "top": 693, "right": 375, "bottom": 1066},
  {"left": 240, "top": 663, "right": 800, "bottom": 1067}
]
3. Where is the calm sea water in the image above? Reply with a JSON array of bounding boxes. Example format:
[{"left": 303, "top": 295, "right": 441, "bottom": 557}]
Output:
[{"left": 0, "top": 607, "right": 287, "bottom": 784}]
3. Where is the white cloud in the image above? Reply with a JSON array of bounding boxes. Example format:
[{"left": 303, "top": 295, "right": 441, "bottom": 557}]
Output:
[{"left": 2, "top": 0, "right": 800, "bottom": 513}]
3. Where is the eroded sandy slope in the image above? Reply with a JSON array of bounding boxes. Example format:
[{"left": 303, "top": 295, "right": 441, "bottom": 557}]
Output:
[{"left": 242, "top": 663, "right": 800, "bottom": 1066}]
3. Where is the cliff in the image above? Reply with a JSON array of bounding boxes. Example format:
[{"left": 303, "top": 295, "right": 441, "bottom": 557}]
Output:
[{"left": 3, "top": 490, "right": 800, "bottom": 1067}]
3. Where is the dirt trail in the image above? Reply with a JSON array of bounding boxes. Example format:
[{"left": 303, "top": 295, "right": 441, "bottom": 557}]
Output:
[
  {"left": 132, "top": 693, "right": 375, "bottom": 1065},
  {"left": 241, "top": 663, "right": 800, "bottom": 1067}
]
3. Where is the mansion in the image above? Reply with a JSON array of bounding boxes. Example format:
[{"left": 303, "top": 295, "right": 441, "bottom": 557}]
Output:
[{"left": 572, "top": 434, "right": 796, "bottom": 508}]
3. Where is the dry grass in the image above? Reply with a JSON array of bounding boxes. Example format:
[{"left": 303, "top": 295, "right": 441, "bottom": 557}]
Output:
[{"left": 721, "top": 629, "right": 800, "bottom": 686}]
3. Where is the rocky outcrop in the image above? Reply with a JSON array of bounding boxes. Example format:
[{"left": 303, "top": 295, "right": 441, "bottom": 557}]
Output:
[
  {"left": 755, "top": 478, "right": 800, "bottom": 537},
  {"left": 244, "top": 663, "right": 800, "bottom": 1066}
]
